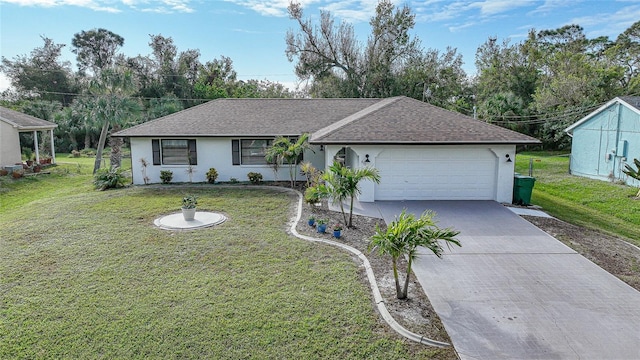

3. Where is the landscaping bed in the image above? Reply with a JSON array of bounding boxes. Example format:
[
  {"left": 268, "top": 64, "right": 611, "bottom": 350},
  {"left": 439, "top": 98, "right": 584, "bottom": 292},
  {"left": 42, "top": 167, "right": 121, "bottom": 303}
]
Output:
[{"left": 296, "top": 201, "right": 458, "bottom": 360}]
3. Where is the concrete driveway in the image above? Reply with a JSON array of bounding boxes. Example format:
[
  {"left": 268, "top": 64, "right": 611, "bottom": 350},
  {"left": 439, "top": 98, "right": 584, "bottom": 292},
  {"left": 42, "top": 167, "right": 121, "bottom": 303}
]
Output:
[{"left": 376, "top": 200, "right": 640, "bottom": 360}]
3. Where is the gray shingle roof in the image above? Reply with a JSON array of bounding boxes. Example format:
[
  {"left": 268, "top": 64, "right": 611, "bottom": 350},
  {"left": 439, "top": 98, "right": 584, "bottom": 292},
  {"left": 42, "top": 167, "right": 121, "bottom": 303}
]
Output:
[
  {"left": 114, "top": 96, "right": 540, "bottom": 145},
  {"left": 114, "top": 98, "right": 379, "bottom": 137},
  {"left": 619, "top": 96, "right": 640, "bottom": 111},
  {"left": 311, "top": 97, "right": 539, "bottom": 144},
  {"left": 0, "top": 106, "right": 57, "bottom": 130}
]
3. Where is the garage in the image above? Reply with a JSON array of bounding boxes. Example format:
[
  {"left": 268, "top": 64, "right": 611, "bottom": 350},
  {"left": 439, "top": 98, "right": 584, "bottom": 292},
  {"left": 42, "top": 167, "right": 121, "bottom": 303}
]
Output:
[{"left": 374, "top": 147, "right": 498, "bottom": 201}]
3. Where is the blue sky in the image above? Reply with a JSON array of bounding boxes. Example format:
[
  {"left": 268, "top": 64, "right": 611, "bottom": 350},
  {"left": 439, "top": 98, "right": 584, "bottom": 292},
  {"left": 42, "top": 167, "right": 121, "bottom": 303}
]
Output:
[{"left": 1, "top": 0, "right": 639, "bottom": 92}]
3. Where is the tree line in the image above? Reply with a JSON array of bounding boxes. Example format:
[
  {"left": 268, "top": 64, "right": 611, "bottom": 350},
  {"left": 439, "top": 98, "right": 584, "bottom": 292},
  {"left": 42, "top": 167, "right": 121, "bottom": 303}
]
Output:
[
  {"left": 1, "top": 29, "right": 295, "bottom": 171},
  {"left": 2, "top": 0, "right": 639, "bottom": 156}
]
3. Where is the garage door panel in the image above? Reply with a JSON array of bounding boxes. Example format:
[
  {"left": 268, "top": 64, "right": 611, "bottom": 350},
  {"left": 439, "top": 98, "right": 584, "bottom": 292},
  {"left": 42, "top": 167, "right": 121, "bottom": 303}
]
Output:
[{"left": 375, "top": 148, "right": 497, "bottom": 201}]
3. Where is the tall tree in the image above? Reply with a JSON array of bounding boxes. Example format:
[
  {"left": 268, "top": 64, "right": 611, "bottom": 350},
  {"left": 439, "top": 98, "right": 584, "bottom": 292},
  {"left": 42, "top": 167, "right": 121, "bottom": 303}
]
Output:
[
  {"left": 0, "top": 36, "right": 75, "bottom": 104},
  {"left": 286, "top": 1, "right": 466, "bottom": 104},
  {"left": 87, "top": 68, "right": 140, "bottom": 173},
  {"left": 362, "top": 0, "right": 419, "bottom": 98},
  {"left": 148, "top": 34, "right": 202, "bottom": 105},
  {"left": 286, "top": 2, "right": 362, "bottom": 97},
  {"left": 71, "top": 28, "right": 125, "bottom": 76},
  {"left": 606, "top": 20, "right": 640, "bottom": 91}
]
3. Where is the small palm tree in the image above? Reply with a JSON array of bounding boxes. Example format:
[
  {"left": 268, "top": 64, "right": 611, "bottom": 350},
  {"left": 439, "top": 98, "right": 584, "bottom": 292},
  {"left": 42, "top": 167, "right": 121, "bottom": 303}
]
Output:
[
  {"left": 369, "top": 210, "right": 460, "bottom": 299},
  {"left": 623, "top": 158, "right": 640, "bottom": 198},
  {"left": 264, "top": 133, "right": 310, "bottom": 187},
  {"left": 320, "top": 161, "right": 380, "bottom": 228}
]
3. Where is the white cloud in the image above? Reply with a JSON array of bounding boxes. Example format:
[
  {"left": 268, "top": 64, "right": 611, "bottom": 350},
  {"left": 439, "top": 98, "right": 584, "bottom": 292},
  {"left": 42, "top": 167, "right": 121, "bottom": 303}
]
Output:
[
  {"left": 568, "top": 4, "right": 640, "bottom": 37},
  {"left": 223, "top": 0, "right": 381, "bottom": 21},
  {"left": 0, "top": 0, "right": 121, "bottom": 12},
  {"left": 223, "top": 0, "right": 309, "bottom": 17},
  {"left": 469, "top": 0, "right": 537, "bottom": 16},
  {"left": 0, "top": 0, "right": 195, "bottom": 13}
]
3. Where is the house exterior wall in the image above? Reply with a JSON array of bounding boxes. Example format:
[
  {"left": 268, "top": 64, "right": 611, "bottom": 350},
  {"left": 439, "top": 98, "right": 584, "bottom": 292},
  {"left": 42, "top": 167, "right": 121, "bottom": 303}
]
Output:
[
  {"left": 0, "top": 121, "right": 21, "bottom": 166},
  {"left": 570, "top": 103, "right": 640, "bottom": 187},
  {"left": 129, "top": 137, "right": 323, "bottom": 184},
  {"left": 324, "top": 144, "right": 516, "bottom": 203}
]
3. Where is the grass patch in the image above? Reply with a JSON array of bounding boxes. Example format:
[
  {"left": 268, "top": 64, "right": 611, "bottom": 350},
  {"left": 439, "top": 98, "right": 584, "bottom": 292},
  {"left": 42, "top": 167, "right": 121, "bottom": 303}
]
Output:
[
  {"left": 516, "top": 152, "right": 640, "bottom": 244},
  {"left": 1, "top": 177, "right": 438, "bottom": 358}
]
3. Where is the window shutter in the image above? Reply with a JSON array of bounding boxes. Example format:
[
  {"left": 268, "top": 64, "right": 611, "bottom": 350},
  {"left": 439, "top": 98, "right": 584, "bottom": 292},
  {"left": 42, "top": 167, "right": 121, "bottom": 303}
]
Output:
[
  {"left": 152, "top": 139, "right": 160, "bottom": 165},
  {"left": 188, "top": 139, "right": 197, "bottom": 165},
  {"left": 232, "top": 140, "right": 240, "bottom": 165}
]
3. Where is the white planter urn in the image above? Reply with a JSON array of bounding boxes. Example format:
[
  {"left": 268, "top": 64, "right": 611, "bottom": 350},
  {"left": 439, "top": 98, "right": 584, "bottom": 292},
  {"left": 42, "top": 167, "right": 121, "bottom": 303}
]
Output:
[{"left": 182, "top": 207, "right": 196, "bottom": 221}]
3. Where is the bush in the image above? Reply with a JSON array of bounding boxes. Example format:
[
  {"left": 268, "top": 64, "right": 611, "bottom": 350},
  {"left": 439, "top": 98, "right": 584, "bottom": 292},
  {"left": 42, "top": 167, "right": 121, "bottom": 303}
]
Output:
[
  {"left": 160, "top": 170, "right": 173, "bottom": 184},
  {"left": 94, "top": 167, "right": 129, "bottom": 191},
  {"left": 247, "top": 172, "right": 263, "bottom": 184},
  {"left": 304, "top": 186, "right": 322, "bottom": 205},
  {"left": 206, "top": 168, "right": 218, "bottom": 184},
  {"left": 80, "top": 148, "right": 96, "bottom": 157}
]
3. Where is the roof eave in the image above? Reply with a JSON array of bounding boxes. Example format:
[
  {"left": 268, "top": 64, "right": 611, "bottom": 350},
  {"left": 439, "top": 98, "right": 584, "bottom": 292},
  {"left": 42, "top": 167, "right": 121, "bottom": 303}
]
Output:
[
  {"left": 17, "top": 125, "right": 58, "bottom": 131},
  {"left": 112, "top": 132, "right": 303, "bottom": 138},
  {"left": 309, "top": 139, "right": 542, "bottom": 145}
]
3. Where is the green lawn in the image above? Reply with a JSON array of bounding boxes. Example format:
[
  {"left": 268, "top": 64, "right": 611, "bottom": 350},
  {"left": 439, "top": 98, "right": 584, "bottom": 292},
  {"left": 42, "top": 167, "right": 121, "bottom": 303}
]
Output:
[
  {"left": 0, "top": 159, "right": 444, "bottom": 358},
  {"left": 515, "top": 152, "right": 640, "bottom": 244}
]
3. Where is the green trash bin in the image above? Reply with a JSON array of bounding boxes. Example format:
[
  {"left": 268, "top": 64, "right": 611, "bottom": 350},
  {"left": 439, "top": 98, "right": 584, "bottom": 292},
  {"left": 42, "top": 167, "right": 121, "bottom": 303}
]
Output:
[{"left": 513, "top": 175, "right": 535, "bottom": 205}]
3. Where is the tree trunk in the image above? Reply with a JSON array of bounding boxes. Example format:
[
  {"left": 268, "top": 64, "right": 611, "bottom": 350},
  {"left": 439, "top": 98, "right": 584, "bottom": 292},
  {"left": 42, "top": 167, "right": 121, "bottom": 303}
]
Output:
[
  {"left": 93, "top": 121, "right": 110, "bottom": 174},
  {"left": 348, "top": 195, "right": 355, "bottom": 228},
  {"left": 392, "top": 257, "right": 405, "bottom": 299},
  {"left": 289, "top": 163, "right": 295, "bottom": 188},
  {"left": 339, "top": 200, "right": 348, "bottom": 225},
  {"left": 109, "top": 124, "right": 122, "bottom": 170},
  {"left": 402, "top": 256, "right": 413, "bottom": 300},
  {"left": 84, "top": 130, "right": 91, "bottom": 150}
]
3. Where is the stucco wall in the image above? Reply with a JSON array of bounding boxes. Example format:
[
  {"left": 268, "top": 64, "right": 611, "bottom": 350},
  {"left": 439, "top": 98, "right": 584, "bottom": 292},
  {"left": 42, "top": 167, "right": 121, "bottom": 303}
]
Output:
[
  {"left": 324, "top": 144, "right": 516, "bottom": 203},
  {"left": 0, "top": 121, "right": 21, "bottom": 166},
  {"left": 570, "top": 103, "right": 640, "bottom": 187},
  {"left": 130, "top": 137, "right": 324, "bottom": 184}
]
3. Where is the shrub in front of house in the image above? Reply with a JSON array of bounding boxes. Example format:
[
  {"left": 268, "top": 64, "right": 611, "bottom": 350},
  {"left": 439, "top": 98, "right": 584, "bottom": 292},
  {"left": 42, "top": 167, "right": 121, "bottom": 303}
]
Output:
[
  {"left": 160, "top": 170, "right": 173, "bottom": 184},
  {"left": 94, "top": 167, "right": 129, "bottom": 191},
  {"left": 206, "top": 168, "right": 218, "bottom": 184},
  {"left": 247, "top": 172, "right": 263, "bottom": 184}
]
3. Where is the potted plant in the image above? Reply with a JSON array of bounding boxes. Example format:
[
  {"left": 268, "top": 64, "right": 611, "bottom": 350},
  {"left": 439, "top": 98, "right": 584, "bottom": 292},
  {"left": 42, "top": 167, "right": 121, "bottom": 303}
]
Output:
[
  {"left": 181, "top": 195, "right": 198, "bottom": 221},
  {"left": 333, "top": 224, "right": 343, "bottom": 238},
  {"left": 308, "top": 216, "right": 315, "bottom": 226},
  {"left": 316, "top": 219, "right": 327, "bottom": 233}
]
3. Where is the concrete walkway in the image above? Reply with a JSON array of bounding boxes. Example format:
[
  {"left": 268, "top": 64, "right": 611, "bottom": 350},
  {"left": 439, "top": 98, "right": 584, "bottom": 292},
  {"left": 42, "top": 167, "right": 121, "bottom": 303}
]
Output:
[{"left": 376, "top": 200, "right": 640, "bottom": 360}]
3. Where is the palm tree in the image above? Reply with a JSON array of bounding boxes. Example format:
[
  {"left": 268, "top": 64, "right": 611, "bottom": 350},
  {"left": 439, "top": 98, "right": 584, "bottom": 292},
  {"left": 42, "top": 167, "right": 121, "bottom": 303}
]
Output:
[
  {"left": 87, "top": 68, "right": 140, "bottom": 173},
  {"left": 264, "top": 133, "right": 310, "bottom": 187},
  {"left": 369, "top": 210, "right": 460, "bottom": 299},
  {"left": 320, "top": 161, "right": 380, "bottom": 228}
]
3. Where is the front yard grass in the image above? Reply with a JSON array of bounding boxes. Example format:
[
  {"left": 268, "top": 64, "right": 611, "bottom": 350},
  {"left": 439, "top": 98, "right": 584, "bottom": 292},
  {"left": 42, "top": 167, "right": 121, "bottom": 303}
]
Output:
[
  {"left": 515, "top": 152, "right": 640, "bottom": 245},
  {"left": 1, "top": 179, "right": 440, "bottom": 358}
]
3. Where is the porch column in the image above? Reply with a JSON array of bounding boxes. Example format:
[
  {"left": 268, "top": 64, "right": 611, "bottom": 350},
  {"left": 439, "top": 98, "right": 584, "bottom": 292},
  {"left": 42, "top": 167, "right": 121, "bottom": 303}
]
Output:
[
  {"left": 33, "top": 131, "right": 40, "bottom": 163},
  {"left": 49, "top": 129, "right": 56, "bottom": 164}
]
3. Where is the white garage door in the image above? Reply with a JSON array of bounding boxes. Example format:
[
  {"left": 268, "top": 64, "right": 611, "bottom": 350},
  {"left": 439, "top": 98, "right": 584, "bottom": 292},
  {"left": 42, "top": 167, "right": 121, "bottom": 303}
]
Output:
[{"left": 375, "top": 147, "right": 497, "bottom": 200}]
